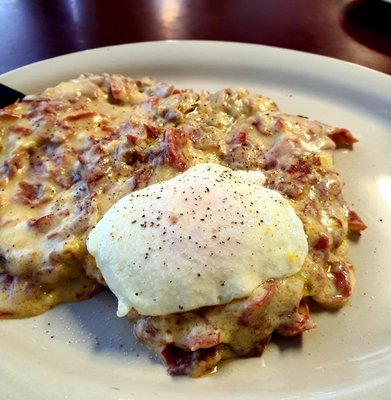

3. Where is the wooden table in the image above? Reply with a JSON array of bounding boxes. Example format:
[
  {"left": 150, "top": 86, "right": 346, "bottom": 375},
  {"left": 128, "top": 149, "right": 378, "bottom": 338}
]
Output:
[{"left": 0, "top": 0, "right": 390, "bottom": 75}]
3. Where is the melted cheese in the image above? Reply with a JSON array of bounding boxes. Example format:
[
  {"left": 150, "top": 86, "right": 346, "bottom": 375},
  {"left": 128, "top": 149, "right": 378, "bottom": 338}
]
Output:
[{"left": 0, "top": 73, "right": 353, "bottom": 326}]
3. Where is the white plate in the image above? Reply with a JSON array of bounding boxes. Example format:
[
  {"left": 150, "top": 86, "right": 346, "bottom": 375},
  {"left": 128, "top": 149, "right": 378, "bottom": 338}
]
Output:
[{"left": 1, "top": 41, "right": 391, "bottom": 400}]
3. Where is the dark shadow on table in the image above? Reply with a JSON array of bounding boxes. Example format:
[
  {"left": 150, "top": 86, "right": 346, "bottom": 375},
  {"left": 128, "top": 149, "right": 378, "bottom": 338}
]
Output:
[{"left": 341, "top": 0, "right": 391, "bottom": 57}]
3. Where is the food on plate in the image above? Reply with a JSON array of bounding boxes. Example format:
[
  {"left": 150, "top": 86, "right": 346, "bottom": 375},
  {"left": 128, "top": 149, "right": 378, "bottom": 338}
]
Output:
[
  {"left": 87, "top": 163, "right": 309, "bottom": 317},
  {"left": 0, "top": 73, "right": 366, "bottom": 375}
]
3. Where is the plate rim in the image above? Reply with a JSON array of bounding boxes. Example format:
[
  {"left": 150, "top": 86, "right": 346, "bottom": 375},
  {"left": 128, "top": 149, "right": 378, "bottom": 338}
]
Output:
[{"left": 1, "top": 39, "right": 390, "bottom": 86}]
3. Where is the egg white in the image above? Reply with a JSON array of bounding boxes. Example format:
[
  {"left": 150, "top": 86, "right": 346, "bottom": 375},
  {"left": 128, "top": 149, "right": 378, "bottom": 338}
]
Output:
[{"left": 87, "top": 163, "right": 308, "bottom": 316}]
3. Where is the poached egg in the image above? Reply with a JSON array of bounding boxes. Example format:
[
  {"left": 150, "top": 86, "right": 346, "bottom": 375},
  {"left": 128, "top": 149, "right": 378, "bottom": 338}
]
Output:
[{"left": 87, "top": 163, "right": 308, "bottom": 317}]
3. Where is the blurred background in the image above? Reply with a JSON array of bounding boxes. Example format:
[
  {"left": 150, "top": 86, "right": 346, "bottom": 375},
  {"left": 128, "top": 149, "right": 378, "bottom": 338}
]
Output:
[{"left": 0, "top": 0, "right": 390, "bottom": 74}]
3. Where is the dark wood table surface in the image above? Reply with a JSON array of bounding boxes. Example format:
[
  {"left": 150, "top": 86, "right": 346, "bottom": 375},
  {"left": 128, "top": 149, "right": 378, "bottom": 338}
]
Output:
[{"left": 1, "top": 0, "right": 391, "bottom": 76}]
